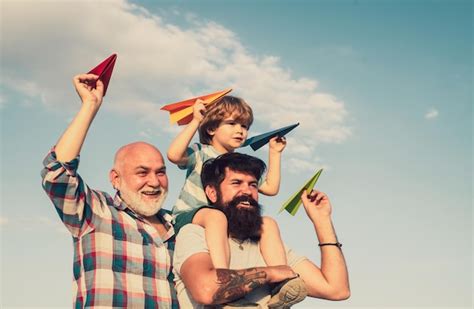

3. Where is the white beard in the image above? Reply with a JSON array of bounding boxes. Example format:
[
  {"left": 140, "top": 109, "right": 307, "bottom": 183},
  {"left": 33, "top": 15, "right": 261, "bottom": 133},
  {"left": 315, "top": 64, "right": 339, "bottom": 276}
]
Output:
[{"left": 119, "top": 185, "right": 168, "bottom": 217}]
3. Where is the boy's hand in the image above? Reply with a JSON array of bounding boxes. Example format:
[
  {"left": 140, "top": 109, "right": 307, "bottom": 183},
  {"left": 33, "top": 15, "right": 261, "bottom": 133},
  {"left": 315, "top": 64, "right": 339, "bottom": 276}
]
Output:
[
  {"left": 269, "top": 136, "right": 287, "bottom": 153},
  {"left": 193, "top": 99, "right": 206, "bottom": 122},
  {"left": 73, "top": 74, "right": 104, "bottom": 108}
]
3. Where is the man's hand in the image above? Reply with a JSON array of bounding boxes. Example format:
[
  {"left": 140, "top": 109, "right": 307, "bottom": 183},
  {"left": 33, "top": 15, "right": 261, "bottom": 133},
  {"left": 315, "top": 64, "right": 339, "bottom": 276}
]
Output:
[
  {"left": 193, "top": 99, "right": 206, "bottom": 122},
  {"left": 301, "top": 190, "right": 332, "bottom": 222},
  {"left": 265, "top": 265, "right": 298, "bottom": 283},
  {"left": 269, "top": 136, "right": 287, "bottom": 153},
  {"left": 55, "top": 74, "right": 104, "bottom": 162},
  {"left": 73, "top": 74, "right": 104, "bottom": 108}
]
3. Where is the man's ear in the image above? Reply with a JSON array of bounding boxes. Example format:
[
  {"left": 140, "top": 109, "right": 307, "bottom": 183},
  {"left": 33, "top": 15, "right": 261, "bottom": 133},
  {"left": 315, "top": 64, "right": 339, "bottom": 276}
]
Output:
[
  {"left": 109, "top": 169, "right": 120, "bottom": 190},
  {"left": 204, "top": 185, "right": 218, "bottom": 203}
]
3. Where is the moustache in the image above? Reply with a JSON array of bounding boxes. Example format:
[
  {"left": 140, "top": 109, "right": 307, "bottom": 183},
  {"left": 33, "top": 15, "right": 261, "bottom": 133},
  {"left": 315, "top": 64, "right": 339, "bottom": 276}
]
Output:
[{"left": 228, "top": 194, "right": 259, "bottom": 209}]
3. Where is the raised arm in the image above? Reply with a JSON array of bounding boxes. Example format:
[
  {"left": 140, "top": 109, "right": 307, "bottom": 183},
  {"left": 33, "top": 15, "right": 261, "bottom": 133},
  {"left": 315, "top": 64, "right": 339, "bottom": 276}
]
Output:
[
  {"left": 258, "top": 136, "right": 286, "bottom": 196},
  {"left": 55, "top": 74, "right": 104, "bottom": 162},
  {"left": 41, "top": 74, "right": 106, "bottom": 237},
  {"left": 180, "top": 252, "right": 297, "bottom": 305},
  {"left": 167, "top": 100, "right": 205, "bottom": 166},
  {"left": 293, "top": 190, "right": 350, "bottom": 300}
]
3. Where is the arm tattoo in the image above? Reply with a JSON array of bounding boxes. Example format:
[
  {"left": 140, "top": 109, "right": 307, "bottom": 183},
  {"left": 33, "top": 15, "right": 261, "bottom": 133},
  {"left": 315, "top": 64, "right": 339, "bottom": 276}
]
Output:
[{"left": 213, "top": 268, "right": 267, "bottom": 303}]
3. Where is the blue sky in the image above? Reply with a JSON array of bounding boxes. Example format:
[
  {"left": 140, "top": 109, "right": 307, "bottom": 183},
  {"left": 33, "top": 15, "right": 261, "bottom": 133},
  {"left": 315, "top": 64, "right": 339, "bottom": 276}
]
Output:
[{"left": 1, "top": 0, "right": 472, "bottom": 308}]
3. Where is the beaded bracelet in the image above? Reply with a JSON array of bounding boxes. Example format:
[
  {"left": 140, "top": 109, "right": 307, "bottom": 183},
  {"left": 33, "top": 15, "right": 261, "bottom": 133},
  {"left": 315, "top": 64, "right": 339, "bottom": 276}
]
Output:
[{"left": 318, "top": 242, "right": 342, "bottom": 248}]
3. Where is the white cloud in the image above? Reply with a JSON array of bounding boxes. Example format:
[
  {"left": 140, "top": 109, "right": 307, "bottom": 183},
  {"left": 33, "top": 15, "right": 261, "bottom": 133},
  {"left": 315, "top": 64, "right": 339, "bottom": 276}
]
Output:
[
  {"left": 425, "top": 108, "right": 439, "bottom": 120},
  {"left": 2, "top": 0, "right": 351, "bottom": 169},
  {"left": 285, "top": 156, "right": 323, "bottom": 174},
  {"left": 0, "top": 216, "right": 8, "bottom": 226}
]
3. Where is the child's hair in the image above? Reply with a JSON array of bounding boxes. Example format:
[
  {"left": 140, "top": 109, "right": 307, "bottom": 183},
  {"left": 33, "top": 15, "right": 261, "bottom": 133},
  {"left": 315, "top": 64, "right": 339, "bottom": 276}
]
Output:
[{"left": 198, "top": 95, "right": 253, "bottom": 145}]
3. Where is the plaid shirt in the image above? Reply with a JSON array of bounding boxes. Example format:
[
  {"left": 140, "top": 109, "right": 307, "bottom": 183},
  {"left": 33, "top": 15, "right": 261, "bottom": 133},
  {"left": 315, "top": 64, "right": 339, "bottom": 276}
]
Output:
[{"left": 41, "top": 149, "right": 179, "bottom": 308}]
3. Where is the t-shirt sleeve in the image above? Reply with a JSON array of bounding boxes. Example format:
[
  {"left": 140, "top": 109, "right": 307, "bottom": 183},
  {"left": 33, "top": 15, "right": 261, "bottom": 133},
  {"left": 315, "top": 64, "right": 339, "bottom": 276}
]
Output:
[
  {"left": 173, "top": 224, "right": 209, "bottom": 274},
  {"left": 178, "top": 143, "right": 200, "bottom": 171},
  {"left": 285, "top": 245, "right": 308, "bottom": 268}
]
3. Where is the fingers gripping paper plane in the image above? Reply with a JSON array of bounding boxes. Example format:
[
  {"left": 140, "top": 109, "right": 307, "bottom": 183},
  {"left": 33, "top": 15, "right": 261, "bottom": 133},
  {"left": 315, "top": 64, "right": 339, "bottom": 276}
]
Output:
[
  {"left": 161, "top": 88, "right": 233, "bottom": 125},
  {"left": 242, "top": 123, "right": 300, "bottom": 151},
  {"left": 279, "top": 169, "right": 323, "bottom": 216},
  {"left": 87, "top": 54, "right": 117, "bottom": 96}
]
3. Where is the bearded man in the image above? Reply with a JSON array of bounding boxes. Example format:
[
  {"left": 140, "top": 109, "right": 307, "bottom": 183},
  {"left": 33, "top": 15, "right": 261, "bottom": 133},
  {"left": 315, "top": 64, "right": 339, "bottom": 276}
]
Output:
[
  {"left": 41, "top": 73, "right": 178, "bottom": 308},
  {"left": 173, "top": 153, "right": 350, "bottom": 308}
]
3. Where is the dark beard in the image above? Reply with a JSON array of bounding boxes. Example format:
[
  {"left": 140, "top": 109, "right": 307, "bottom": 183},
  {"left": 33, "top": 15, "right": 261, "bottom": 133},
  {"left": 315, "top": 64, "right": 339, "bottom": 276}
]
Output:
[{"left": 217, "top": 194, "right": 263, "bottom": 242}]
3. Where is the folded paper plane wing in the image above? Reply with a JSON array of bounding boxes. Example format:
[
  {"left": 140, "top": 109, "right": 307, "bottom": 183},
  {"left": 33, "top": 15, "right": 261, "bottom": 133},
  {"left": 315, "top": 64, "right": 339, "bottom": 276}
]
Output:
[
  {"left": 242, "top": 123, "right": 300, "bottom": 151},
  {"left": 279, "top": 169, "right": 323, "bottom": 216},
  {"left": 161, "top": 88, "right": 232, "bottom": 125},
  {"left": 87, "top": 54, "right": 117, "bottom": 96}
]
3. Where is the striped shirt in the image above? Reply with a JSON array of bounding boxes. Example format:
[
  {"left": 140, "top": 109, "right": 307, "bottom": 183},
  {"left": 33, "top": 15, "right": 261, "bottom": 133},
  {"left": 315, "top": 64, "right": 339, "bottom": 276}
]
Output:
[
  {"left": 172, "top": 143, "right": 221, "bottom": 217},
  {"left": 41, "top": 149, "right": 179, "bottom": 308}
]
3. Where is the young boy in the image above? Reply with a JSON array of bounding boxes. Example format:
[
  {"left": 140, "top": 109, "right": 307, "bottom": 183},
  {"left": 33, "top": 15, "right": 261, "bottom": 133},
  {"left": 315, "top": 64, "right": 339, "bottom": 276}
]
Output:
[{"left": 167, "top": 96, "right": 287, "bottom": 268}]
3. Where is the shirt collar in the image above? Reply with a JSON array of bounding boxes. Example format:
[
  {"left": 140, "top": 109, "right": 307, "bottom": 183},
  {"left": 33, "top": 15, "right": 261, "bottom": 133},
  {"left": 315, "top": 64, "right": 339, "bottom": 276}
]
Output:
[
  {"left": 206, "top": 144, "right": 224, "bottom": 156},
  {"left": 113, "top": 192, "right": 129, "bottom": 211}
]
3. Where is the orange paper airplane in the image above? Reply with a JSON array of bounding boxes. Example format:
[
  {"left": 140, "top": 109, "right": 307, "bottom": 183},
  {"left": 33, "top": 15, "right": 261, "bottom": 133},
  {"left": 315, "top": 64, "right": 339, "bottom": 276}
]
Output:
[
  {"left": 87, "top": 53, "right": 117, "bottom": 96},
  {"left": 161, "top": 88, "right": 232, "bottom": 125}
]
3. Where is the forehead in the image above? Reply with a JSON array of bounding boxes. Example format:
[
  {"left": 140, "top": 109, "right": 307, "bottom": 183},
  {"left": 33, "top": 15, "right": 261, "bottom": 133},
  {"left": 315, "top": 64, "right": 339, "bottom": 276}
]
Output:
[
  {"left": 222, "top": 111, "right": 239, "bottom": 120},
  {"left": 221, "top": 112, "right": 249, "bottom": 125},
  {"left": 223, "top": 168, "right": 257, "bottom": 182},
  {"left": 121, "top": 147, "right": 165, "bottom": 170}
]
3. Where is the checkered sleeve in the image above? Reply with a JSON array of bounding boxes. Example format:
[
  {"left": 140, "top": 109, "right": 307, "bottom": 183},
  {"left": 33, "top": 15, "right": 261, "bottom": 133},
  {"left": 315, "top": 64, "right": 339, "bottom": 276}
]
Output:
[{"left": 41, "top": 148, "right": 107, "bottom": 237}]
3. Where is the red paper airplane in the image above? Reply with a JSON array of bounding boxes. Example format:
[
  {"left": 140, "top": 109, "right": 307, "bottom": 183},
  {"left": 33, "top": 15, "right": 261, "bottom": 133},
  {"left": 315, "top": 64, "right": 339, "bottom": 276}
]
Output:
[
  {"left": 161, "top": 88, "right": 232, "bottom": 125},
  {"left": 87, "top": 53, "right": 117, "bottom": 96}
]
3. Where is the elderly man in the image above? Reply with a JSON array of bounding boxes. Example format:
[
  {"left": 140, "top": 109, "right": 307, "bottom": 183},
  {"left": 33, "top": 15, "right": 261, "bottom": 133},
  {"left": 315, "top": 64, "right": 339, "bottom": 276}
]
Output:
[
  {"left": 41, "top": 74, "right": 177, "bottom": 308},
  {"left": 173, "top": 153, "right": 350, "bottom": 308}
]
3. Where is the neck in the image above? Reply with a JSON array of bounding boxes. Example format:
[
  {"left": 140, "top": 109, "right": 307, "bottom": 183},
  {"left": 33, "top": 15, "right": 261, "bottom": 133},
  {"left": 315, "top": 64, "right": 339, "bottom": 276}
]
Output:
[{"left": 210, "top": 142, "right": 234, "bottom": 154}]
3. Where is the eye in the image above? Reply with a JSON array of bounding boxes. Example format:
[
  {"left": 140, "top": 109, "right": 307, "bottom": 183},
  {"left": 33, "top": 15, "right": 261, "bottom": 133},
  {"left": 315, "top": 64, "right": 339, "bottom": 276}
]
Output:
[
  {"left": 157, "top": 170, "right": 166, "bottom": 176},
  {"left": 250, "top": 183, "right": 258, "bottom": 188},
  {"left": 137, "top": 171, "right": 147, "bottom": 177},
  {"left": 241, "top": 124, "right": 248, "bottom": 129}
]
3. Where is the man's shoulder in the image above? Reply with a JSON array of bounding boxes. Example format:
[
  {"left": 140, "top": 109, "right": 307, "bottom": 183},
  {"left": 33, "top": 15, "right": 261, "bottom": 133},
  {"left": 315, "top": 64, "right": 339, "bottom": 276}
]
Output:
[
  {"left": 173, "top": 224, "right": 208, "bottom": 274},
  {"left": 176, "top": 224, "right": 205, "bottom": 242}
]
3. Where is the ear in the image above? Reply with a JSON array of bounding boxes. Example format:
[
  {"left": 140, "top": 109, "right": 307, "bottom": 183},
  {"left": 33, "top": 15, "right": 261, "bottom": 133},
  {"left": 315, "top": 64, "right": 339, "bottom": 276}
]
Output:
[
  {"left": 204, "top": 185, "right": 218, "bottom": 203},
  {"left": 109, "top": 169, "right": 120, "bottom": 190},
  {"left": 206, "top": 127, "right": 216, "bottom": 137}
]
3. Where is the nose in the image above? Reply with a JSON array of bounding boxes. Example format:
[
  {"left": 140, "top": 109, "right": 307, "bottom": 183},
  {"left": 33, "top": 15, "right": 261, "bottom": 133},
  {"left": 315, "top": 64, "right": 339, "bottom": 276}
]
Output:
[
  {"left": 240, "top": 184, "right": 252, "bottom": 195},
  {"left": 147, "top": 173, "right": 161, "bottom": 187},
  {"left": 235, "top": 124, "right": 244, "bottom": 134}
]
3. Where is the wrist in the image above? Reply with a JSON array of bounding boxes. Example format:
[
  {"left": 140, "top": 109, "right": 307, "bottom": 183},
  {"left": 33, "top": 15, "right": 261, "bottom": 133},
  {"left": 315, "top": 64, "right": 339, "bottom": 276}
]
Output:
[
  {"left": 312, "top": 216, "right": 338, "bottom": 243},
  {"left": 190, "top": 118, "right": 201, "bottom": 127},
  {"left": 311, "top": 213, "right": 332, "bottom": 225},
  {"left": 78, "top": 102, "right": 100, "bottom": 117},
  {"left": 81, "top": 99, "right": 101, "bottom": 109}
]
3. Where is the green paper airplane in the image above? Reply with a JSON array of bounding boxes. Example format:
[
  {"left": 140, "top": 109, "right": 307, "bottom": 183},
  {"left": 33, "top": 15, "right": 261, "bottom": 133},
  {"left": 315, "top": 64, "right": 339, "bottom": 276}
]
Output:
[{"left": 279, "top": 169, "right": 323, "bottom": 216}]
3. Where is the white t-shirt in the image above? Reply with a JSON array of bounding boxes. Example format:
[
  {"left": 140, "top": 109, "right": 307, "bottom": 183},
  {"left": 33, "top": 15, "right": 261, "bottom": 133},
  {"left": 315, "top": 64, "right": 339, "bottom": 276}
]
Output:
[{"left": 173, "top": 224, "right": 307, "bottom": 308}]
